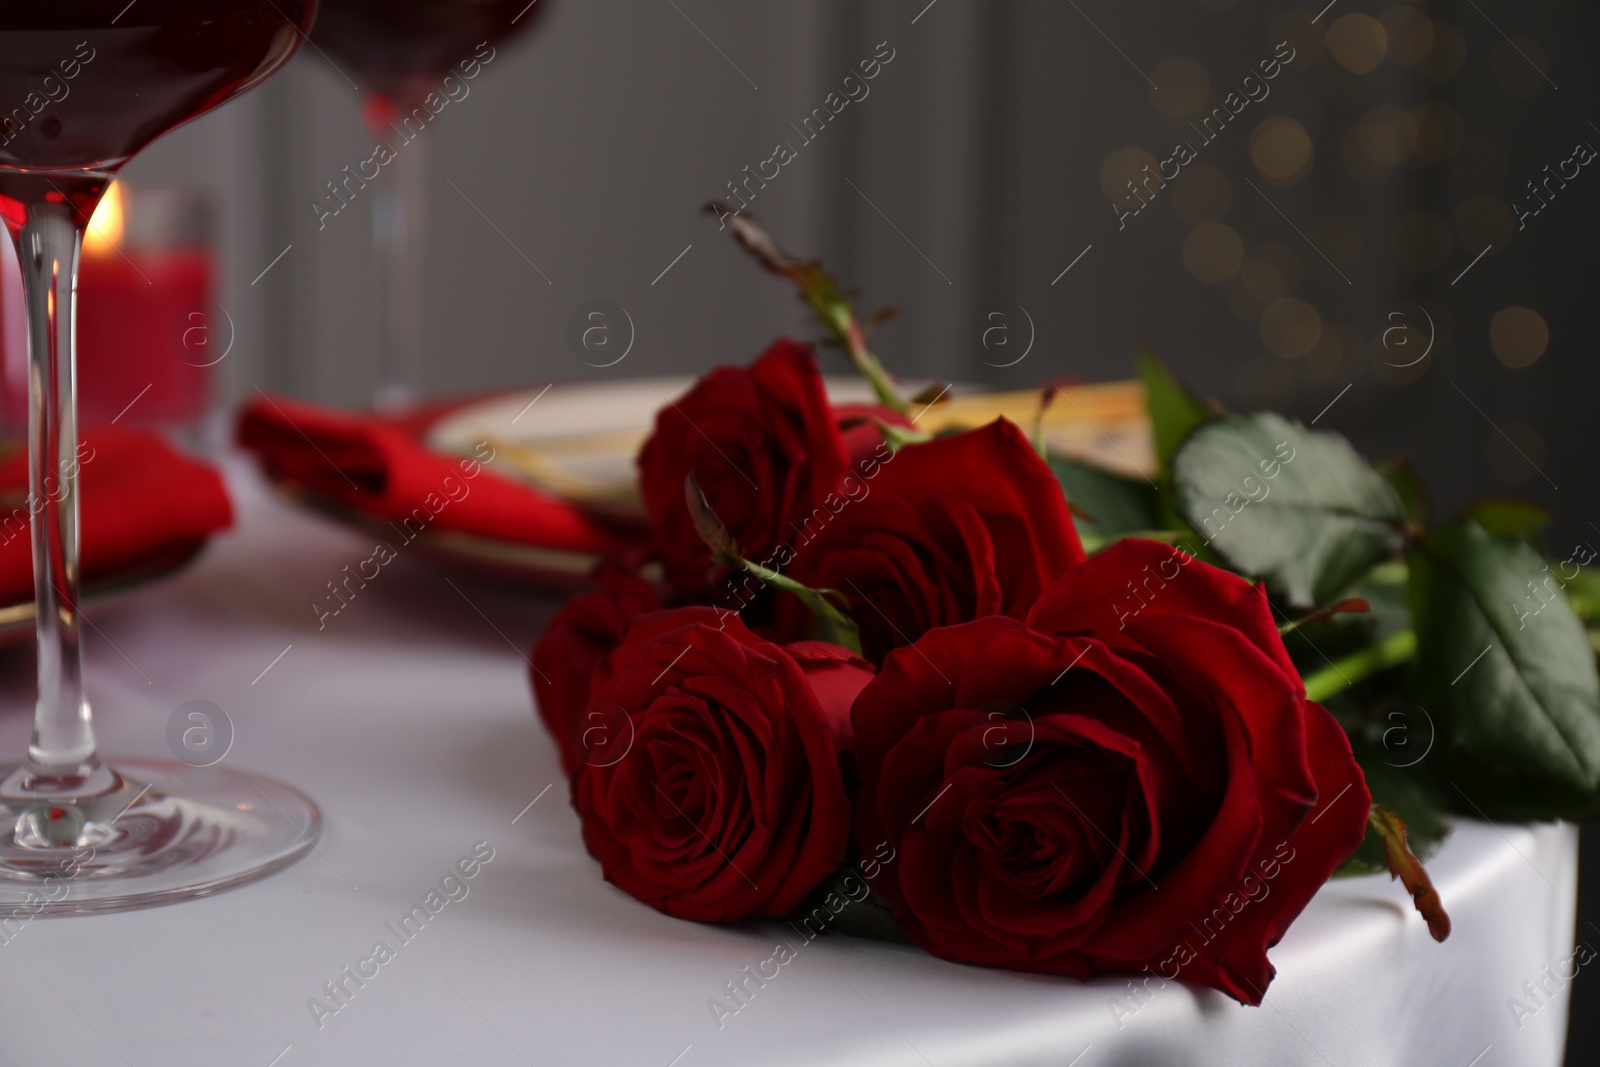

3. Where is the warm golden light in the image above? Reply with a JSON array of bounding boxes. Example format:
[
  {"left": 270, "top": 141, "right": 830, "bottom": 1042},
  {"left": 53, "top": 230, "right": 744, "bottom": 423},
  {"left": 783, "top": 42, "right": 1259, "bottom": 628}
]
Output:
[
  {"left": 84, "top": 181, "right": 125, "bottom": 255},
  {"left": 1260, "top": 298, "right": 1321, "bottom": 358},
  {"left": 1382, "top": 7, "right": 1434, "bottom": 68},
  {"left": 1490, "top": 306, "right": 1549, "bottom": 368},
  {"left": 1183, "top": 223, "right": 1244, "bottom": 283},
  {"left": 1251, "top": 117, "right": 1314, "bottom": 184},
  {"left": 1100, "top": 148, "right": 1159, "bottom": 203},
  {"left": 1355, "top": 104, "right": 1419, "bottom": 170},
  {"left": 1329, "top": 13, "right": 1388, "bottom": 74},
  {"left": 1150, "top": 58, "right": 1211, "bottom": 120}
]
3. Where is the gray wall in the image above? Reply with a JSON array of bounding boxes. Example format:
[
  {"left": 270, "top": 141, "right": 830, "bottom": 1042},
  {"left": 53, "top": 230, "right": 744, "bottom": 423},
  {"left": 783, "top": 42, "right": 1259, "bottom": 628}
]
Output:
[{"left": 122, "top": 0, "right": 1254, "bottom": 407}]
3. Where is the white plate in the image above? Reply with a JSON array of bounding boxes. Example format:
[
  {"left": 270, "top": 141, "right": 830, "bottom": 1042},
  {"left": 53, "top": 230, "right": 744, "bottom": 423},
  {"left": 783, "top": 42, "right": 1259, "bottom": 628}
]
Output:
[{"left": 427, "top": 377, "right": 1152, "bottom": 517}]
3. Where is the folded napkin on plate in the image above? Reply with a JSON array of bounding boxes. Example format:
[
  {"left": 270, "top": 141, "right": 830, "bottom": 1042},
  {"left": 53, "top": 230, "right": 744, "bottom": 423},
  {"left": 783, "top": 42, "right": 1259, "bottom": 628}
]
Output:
[
  {"left": 236, "top": 394, "right": 641, "bottom": 557},
  {"left": 0, "top": 428, "right": 233, "bottom": 604}
]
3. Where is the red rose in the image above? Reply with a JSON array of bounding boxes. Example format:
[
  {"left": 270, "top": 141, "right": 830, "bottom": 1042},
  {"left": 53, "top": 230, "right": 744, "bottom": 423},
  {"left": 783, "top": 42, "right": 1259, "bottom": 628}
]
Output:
[
  {"left": 776, "top": 419, "right": 1085, "bottom": 664},
  {"left": 638, "top": 340, "right": 849, "bottom": 591},
  {"left": 572, "top": 608, "right": 874, "bottom": 921},
  {"left": 851, "top": 539, "right": 1369, "bottom": 1004},
  {"left": 531, "top": 566, "right": 662, "bottom": 774}
]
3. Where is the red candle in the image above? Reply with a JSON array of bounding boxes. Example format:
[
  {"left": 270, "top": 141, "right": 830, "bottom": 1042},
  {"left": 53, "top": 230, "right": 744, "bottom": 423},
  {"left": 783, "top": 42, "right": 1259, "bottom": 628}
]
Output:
[{"left": 0, "top": 182, "right": 215, "bottom": 432}]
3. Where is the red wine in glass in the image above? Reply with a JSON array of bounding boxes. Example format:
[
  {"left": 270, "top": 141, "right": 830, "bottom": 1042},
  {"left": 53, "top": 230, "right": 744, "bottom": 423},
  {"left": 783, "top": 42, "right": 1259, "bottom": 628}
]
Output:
[
  {"left": 0, "top": 0, "right": 322, "bottom": 913},
  {"left": 0, "top": 3, "right": 312, "bottom": 221},
  {"left": 312, "top": 0, "right": 546, "bottom": 95},
  {"left": 311, "top": 0, "right": 550, "bottom": 409}
]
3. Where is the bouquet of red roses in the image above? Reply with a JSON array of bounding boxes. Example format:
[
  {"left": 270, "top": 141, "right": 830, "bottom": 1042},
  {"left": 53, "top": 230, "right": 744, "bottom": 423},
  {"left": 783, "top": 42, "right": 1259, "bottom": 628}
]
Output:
[{"left": 527, "top": 209, "right": 1600, "bottom": 1005}]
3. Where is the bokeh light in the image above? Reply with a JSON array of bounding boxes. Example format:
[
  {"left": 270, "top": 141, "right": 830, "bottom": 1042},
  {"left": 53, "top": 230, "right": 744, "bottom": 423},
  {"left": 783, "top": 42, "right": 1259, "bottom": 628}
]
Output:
[
  {"left": 1183, "top": 223, "right": 1245, "bottom": 283},
  {"left": 1151, "top": 58, "right": 1211, "bottom": 119},
  {"left": 1490, "top": 307, "right": 1549, "bottom": 368},
  {"left": 1260, "top": 297, "right": 1322, "bottom": 358},
  {"left": 1329, "top": 13, "right": 1388, "bottom": 74},
  {"left": 1251, "top": 117, "right": 1315, "bottom": 185},
  {"left": 1101, "top": 148, "right": 1160, "bottom": 203}
]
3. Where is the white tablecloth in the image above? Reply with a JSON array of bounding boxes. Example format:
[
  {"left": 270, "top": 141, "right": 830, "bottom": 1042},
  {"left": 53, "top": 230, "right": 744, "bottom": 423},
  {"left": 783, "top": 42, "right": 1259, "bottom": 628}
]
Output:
[{"left": 0, "top": 458, "right": 1578, "bottom": 1066}]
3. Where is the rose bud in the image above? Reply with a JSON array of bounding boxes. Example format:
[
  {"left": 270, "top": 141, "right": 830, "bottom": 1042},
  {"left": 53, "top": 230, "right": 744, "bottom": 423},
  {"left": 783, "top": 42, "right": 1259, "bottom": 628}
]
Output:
[{"left": 637, "top": 340, "right": 849, "bottom": 593}]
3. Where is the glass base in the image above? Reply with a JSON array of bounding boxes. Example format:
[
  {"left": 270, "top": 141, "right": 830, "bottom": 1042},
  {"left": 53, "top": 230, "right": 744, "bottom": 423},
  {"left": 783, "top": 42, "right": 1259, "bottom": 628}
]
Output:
[{"left": 0, "top": 759, "right": 319, "bottom": 915}]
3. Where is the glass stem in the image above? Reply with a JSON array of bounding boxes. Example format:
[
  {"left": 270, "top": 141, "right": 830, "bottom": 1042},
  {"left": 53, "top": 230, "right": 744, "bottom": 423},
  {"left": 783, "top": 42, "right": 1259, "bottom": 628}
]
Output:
[
  {"left": 15, "top": 200, "right": 96, "bottom": 775},
  {"left": 371, "top": 91, "right": 429, "bottom": 412}
]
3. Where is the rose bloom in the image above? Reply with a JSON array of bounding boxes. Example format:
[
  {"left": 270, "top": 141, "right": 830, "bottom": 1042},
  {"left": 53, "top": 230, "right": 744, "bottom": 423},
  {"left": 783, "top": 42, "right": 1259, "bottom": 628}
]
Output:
[
  {"left": 851, "top": 539, "right": 1370, "bottom": 1004},
  {"left": 637, "top": 340, "right": 849, "bottom": 591},
  {"left": 572, "top": 607, "right": 874, "bottom": 921},
  {"left": 776, "top": 419, "right": 1085, "bottom": 664},
  {"left": 531, "top": 566, "right": 662, "bottom": 774}
]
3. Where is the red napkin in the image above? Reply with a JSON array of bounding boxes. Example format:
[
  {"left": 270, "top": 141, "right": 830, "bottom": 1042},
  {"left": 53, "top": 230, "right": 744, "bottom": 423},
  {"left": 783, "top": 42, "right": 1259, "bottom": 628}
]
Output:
[
  {"left": 0, "top": 428, "right": 234, "bottom": 604},
  {"left": 236, "top": 394, "right": 643, "bottom": 558}
]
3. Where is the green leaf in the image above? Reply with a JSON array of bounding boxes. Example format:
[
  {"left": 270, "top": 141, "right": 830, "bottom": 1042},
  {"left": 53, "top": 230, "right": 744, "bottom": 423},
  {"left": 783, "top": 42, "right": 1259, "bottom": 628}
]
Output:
[
  {"left": 1376, "top": 458, "right": 1430, "bottom": 527},
  {"left": 1138, "top": 350, "right": 1213, "bottom": 477},
  {"left": 1409, "top": 520, "right": 1600, "bottom": 794},
  {"left": 1338, "top": 748, "right": 1452, "bottom": 876},
  {"left": 1437, "top": 754, "right": 1600, "bottom": 821},
  {"left": 1049, "top": 457, "right": 1161, "bottom": 541},
  {"left": 1460, "top": 498, "right": 1551, "bottom": 545},
  {"left": 1171, "top": 413, "right": 1408, "bottom": 609},
  {"left": 1565, "top": 564, "right": 1600, "bottom": 624}
]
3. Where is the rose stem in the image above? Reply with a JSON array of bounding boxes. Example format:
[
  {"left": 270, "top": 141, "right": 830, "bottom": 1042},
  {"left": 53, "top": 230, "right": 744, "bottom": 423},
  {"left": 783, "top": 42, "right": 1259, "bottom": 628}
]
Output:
[{"left": 1301, "top": 629, "right": 1417, "bottom": 704}]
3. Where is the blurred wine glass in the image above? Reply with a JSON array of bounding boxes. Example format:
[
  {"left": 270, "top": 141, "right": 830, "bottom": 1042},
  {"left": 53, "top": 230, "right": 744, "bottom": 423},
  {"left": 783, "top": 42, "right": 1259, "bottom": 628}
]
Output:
[{"left": 311, "top": 0, "right": 551, "bottom": 411}]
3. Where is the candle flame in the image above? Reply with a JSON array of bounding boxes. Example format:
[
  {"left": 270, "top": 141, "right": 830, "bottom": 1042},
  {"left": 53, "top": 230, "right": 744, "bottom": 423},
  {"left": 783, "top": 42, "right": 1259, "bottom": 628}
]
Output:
[{"left": 84, "top": 182, "right": 124, "bottom": 255}]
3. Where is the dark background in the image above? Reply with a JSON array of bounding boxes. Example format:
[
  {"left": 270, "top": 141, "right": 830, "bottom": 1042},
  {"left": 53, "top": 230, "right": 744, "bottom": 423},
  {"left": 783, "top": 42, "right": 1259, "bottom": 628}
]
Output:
[{"left": 112, "top": 1, "right": 1600, "bottom": 1059}]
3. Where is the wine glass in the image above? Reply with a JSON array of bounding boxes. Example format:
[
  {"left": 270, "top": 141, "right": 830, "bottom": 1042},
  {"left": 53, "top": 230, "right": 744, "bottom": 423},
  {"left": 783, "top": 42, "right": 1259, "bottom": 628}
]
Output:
[
  {"left": 0, "top": 1, "right": 320, "bottom": 913},
  {"left": 310, "top": 0, "right": 549, "bottom": 410}
]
